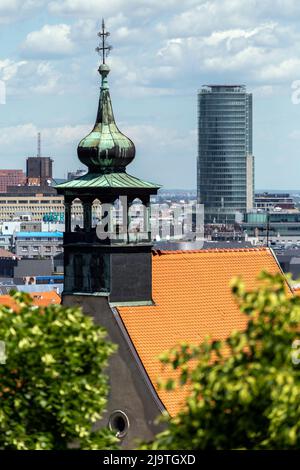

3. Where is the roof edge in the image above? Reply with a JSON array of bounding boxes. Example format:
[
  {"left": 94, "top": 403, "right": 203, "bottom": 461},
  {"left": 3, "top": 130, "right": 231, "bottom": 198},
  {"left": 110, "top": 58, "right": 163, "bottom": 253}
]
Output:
[
  {"left": 152, "top": 247, "right": 270, "bottom": 256},
  {"left": 268, "top": 247, "right": 294, "bottom": 295},
  {"left": 111, "top": 306, "right": 166, "bottom": 414}
]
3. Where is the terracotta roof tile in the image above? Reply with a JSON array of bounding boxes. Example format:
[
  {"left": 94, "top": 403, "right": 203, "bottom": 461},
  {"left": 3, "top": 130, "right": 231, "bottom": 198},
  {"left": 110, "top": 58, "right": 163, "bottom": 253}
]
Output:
[
  {"left": 117, "top": 248, "right": 288, "bottom": 416},
  {"left": 29, "top": 291, "right": 61, "bottom": 306},
  {"left": 0, "top": 291, "right": 61, "bottom": 309}
]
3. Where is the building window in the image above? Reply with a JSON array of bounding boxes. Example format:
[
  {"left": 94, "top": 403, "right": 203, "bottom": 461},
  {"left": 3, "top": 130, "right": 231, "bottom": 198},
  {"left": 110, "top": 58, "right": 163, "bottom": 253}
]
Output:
[
  {"left": 21, "top": 247, "right": 28, "bottom": 252},
  {"left": 33, "top": 246, "right": 39, "bottom": 252},
  {"left": 108, "top": 410, "right": 130, "bottom": 438}
]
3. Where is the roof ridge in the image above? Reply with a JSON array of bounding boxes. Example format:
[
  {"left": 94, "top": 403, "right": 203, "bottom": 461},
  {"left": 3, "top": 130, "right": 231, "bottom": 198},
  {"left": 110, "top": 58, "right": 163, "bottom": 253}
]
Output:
[{"left": 152, "top": 248, "right": 269, "bottom": 256}]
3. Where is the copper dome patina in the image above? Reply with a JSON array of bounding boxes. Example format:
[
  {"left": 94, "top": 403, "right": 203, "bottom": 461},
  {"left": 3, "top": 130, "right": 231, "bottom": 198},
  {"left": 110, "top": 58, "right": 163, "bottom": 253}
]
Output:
[{"left": 78, "top": 64, "right": 136, "bottom": 173}]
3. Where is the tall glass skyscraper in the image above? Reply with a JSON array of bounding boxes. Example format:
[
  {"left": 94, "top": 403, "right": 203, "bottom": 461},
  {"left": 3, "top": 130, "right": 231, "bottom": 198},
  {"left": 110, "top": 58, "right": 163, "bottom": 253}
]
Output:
[{"left": 197, "top": 85, "right": 254, "bottom": 224}]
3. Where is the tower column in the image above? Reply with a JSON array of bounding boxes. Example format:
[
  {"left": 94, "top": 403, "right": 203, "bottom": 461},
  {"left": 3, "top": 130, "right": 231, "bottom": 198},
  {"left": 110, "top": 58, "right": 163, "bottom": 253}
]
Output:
[
  {"left": 127, "top": 199, "right": 131, "bottom": 244},
  {"left": 64, "top": 201, "right": 72, "bottom": 233},
  {"left": 83, "top": 201, "right": 92, "bottom": 232},
  {"left": 146, "top": 199, "right": 151, "bottom": 242}
]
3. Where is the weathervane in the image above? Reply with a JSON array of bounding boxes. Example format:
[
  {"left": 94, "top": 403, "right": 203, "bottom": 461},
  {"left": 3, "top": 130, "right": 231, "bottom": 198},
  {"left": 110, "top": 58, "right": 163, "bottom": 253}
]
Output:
[{"left": 96, "top": 19, "right": 112, "bottom": 65}]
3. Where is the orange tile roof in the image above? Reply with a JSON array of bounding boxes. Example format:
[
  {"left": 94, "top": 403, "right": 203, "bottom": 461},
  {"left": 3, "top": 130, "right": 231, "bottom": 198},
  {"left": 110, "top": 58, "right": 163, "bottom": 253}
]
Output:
[
  {"left": 0, "top": 291, "right": 61, "bottom": 309},
  {"left": 30, "top": 291, "right": 61, "bottom": 306},
  {"left": 117, "top": 248, "right": 289, "bottom": 416}
]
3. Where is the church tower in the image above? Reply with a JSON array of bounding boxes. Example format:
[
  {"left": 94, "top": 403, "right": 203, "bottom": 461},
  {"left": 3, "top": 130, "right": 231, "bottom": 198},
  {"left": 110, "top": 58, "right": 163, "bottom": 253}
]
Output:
[{"left": 56, "top": 21, "right": 160, "bottom": 303}]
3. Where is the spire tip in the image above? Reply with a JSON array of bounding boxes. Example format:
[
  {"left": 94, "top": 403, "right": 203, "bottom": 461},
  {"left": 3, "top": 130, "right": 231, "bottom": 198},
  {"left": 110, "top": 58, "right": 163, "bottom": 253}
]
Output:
[{"left": 96, "top": 18, "right": 112, "bottom": 65}]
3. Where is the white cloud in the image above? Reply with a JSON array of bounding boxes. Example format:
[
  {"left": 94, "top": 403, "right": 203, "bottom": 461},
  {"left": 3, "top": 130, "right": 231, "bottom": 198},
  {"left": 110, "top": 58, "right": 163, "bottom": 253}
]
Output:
[
  {"left": 155, "top": 21, "right": 300, "bottom": 86},
  {"left": 122, "top": 124, "right": 196, "bottom": 187},
  {"left": 30, "top": 62, "right": 63, "bottom": 94},
  {"left": 0, "top": 59, "right": 27, "bottom": 81},
  {"left": 0, "top": 123, "right": 38, "bottom": 146},
  {"left": 0, "top": 123, "right": 91, "bottom": 175},
  {"left": 0, "top": 0, "right": 44, "bottom": 23},
  {"left": 0, "top": 59, "right": 68, "bottom": 97},
  {"left": 203, "top": 46, "right": 267, "bottom": 72},
  {"left": 44, "top": 124, "right": 90, "bottom": 144},
  {"left": 21, "top": 24, "right": 75, "bottom": 59},
  {"left": 0, "top": 121, "right": 194, "bottom": 159},
  {"left": 251, "top": 85, "right": 276, "bottom": 97},
  {"left": 0, "top": 123, "right": 90, "bottom": 147},
  {"left": 15, "top": 0, "right": 300, "bottom": 96},
  {"left": 122, "top": 124, "right": 196, "bottom": 152},
  {"left": 0, "top": 91, "right": 197, "bottom": 182},
  {"left": 156, "top": 0, "right": 300, "bottom": 38},
  {"left": 259, "top": 58, "right": 300, "bottom": 81},
  {"left": 70, "top": 19, "right": 97, "bottom": 42},
  {"left": 107, "top": 55, "right": 176, "bottom": 96},
  {"left": 48, "top": 0, "right": 199, "bottom": 17}
]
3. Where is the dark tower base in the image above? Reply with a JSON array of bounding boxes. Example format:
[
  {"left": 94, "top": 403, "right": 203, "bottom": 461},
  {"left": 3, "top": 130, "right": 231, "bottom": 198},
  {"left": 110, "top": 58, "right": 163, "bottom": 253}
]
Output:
[{"left": 63, "top": 240, "right": 153, "bottom": 304}]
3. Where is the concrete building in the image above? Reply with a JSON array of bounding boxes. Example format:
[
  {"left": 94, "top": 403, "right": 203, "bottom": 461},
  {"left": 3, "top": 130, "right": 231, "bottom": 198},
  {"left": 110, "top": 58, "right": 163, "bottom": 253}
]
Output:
[
  {"left": 0, "top": 234, "right": 13, "bottom": 251},
  {"left": 0, "top": 220, "right": 65, "bottom": 234},
  {"left": 13, "top": 258, "right": 54, "bottom": 279},
  {"left": 26, "top": 156, "right": 53, "bottom": 186},
  {"left": 255, "top": 192, "right": 296, "bottom": 211},
  {"left": 242, "top": 211, "right": 300, "bottom": 245},
  {"left": 5, "top": 184, "right": 57, "bottom": 197},
  {"left": 14, "top": 232, "right": 63, "bottom": 259},
  {"left": 197, "top": 85, "right": 254, "bottom": 224},
  {"left": 0, "top": 170, "right": 26, "bottom": 193},
  {"left": 0, "top": 195, "right": 82, "bottom": 222},
  {"left": 20, "top": 221, "right": 42, "bottom": 232},
  {"left": 274, "top": 248, "right": 300, "bottom": 279},
  {"left": 0, "top": 195, "right": 64, "bottom": 221}
]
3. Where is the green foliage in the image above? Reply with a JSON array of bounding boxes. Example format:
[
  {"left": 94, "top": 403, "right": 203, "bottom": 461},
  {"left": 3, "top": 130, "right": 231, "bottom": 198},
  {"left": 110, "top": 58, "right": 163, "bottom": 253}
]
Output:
[
  {"left": 142, "top": 272, "right": 300, "bottom": 450},
  {"left": 0, "top": 291, "right": 118, "bottom": 450}
]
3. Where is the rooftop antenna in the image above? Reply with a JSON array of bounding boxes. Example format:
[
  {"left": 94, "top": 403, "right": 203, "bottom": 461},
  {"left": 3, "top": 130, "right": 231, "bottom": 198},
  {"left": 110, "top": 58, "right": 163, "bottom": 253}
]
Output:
[
  {"left": 37, "top": 132, "right": 41, "bottom": 158},
  {"left": 95, "top": 19, "right": 112, "bottom": 64}
]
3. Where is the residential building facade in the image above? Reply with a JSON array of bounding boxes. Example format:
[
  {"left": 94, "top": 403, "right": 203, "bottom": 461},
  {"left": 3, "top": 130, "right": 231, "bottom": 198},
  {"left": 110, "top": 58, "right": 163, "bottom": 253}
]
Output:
[
  {"left": 255, "top": 192, "right": 296, "bottom": 211},
  {"left": 0, "top": 195, "right": 83, "bottom": 222},
  {"left": 14, "top": 232, "right": 63, "bottom": 259},
  {"left": 0, "top": 170, "right": 26, "bottom": 193}
]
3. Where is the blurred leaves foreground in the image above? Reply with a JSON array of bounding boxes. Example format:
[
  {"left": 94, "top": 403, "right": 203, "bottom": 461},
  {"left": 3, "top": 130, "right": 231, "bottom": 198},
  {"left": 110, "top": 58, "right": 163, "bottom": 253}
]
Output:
[
  {"left": 0, "top": 291, "right": 118, "bottom": 450},
  {"left": 142, "top": 272, "right": 300, "bottom": 450}
]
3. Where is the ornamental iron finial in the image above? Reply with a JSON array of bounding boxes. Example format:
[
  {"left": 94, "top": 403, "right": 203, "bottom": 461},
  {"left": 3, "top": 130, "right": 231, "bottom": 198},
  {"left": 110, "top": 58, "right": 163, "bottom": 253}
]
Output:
[{"left": 96, "top": 19, "right": 113, "bottom": 65}]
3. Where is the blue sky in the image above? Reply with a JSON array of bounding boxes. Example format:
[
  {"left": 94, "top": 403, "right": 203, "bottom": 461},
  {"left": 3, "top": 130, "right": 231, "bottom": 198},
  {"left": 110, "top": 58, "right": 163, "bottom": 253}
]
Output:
[{"left": 1, "top": 0, "right": 300, "bottom": 189}]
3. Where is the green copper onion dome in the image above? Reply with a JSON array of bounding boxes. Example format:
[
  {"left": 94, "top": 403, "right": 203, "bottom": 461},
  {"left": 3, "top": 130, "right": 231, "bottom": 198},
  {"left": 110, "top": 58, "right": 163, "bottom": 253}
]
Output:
[{"left": 77, "top": 63, "right": 135, "bottom": 173}]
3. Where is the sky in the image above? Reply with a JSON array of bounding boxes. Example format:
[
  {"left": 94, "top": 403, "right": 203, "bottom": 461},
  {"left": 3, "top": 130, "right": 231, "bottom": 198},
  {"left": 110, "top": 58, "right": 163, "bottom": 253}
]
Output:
[{"left": 1, "top": 1, "right": 300, "bottom": 189}]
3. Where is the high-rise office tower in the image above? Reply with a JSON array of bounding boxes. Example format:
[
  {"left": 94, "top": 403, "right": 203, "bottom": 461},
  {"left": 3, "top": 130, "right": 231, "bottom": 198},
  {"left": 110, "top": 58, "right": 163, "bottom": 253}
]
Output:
[{"left": 197, "top": 85, "right": 254, "bottom": 224}]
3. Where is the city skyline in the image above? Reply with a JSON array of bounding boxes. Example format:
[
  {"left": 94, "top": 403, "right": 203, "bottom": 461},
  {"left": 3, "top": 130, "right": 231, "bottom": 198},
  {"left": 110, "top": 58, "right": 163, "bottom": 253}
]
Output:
[{"left": 1, "top": 1, "right": 300, "bottom": 189}]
